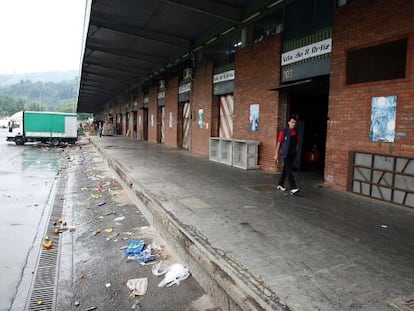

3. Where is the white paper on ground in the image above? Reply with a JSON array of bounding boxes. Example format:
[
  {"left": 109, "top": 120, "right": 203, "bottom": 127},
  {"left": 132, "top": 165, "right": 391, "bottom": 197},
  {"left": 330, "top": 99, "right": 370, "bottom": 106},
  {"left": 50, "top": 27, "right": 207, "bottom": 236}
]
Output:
[{"left": 126, "top": 278, "right": 148, "bottom": 295}]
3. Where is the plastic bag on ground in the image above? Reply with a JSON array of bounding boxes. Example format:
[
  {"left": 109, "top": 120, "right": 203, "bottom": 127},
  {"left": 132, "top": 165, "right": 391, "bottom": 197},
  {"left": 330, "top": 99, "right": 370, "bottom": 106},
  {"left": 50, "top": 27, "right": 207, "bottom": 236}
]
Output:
[
  {"left": 125, "top": 240, "right": 145, "bottom": 256},
  {"left": 152, "top": 261, "right": 190, "bottom": 287},
  {"left": 151, "top": 261, "right": 166, "bottom": 276},
  {"left": 128, "top": 249, "right": 156, "bottom": 264}
]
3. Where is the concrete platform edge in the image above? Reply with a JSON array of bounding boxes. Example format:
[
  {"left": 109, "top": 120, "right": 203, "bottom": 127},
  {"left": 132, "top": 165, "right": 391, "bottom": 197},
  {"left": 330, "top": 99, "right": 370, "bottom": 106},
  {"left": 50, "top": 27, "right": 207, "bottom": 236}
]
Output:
[{"left": 92, "top": 141, "right": 290, "bottom": 311}]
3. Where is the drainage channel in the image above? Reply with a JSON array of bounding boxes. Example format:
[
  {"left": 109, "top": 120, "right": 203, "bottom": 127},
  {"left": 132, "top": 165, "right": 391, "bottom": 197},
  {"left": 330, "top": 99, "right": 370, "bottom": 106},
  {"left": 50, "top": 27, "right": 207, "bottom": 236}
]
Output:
[{"left": 26, "top": 170, "right": 68, "bottom": 311}]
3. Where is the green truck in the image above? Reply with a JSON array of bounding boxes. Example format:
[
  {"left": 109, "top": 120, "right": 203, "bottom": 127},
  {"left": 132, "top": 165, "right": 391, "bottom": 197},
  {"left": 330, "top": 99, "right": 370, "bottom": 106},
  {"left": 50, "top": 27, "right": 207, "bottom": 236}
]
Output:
[{"left": 7, "top": 111, "right": 78, "bottom": 146}]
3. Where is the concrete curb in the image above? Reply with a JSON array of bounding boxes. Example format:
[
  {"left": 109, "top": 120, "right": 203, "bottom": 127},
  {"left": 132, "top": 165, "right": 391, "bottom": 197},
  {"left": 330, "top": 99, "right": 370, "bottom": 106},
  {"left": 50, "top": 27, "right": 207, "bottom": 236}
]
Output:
[{"left": 92, "top": 141, "right": 290, "bottom": 311}]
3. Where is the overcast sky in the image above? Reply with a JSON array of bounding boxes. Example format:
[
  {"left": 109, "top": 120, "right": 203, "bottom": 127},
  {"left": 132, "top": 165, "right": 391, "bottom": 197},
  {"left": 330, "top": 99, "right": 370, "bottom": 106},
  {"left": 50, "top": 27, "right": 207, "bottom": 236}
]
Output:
[{"left": 0, "top": 0, "right": 86, "bottom": 74}]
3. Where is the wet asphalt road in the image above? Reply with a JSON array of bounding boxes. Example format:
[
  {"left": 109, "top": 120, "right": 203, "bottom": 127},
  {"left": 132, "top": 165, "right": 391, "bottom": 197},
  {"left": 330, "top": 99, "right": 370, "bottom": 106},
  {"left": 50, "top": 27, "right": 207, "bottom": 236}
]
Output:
[{"left": 0, "top": 128, "right": 60, "bottom": 311}]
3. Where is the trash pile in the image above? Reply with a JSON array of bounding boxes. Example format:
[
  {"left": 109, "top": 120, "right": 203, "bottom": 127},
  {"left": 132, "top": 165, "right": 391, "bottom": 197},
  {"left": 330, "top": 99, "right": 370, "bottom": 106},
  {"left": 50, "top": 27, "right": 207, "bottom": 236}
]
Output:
[
  {"left": 72, "top": 148, "right": 191, "bottom": 309},
  {"left": 123, "top": 239, "right": 191, "bottom": 295}
]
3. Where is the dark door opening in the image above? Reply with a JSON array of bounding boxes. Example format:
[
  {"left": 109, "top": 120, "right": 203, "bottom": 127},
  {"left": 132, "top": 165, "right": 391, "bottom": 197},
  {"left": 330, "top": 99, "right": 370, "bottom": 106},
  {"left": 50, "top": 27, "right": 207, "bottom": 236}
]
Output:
[
  {"left": 133, "top": 112, "right": 137, "bottom": 139},
  {"left": 116, "top": 113, "right": 122, "bottom": 136},
  {"left": 142, "top": 108, "right": 148, "bottom": 141},
  {"left": 157, "top": 106, "right": 165, "bottom": 144},
  {"left": 178, "top": 103, "right": 184, "bottom": 148},
  {"left": 287, "top": 80, "right": 329, "bottom": 172}
]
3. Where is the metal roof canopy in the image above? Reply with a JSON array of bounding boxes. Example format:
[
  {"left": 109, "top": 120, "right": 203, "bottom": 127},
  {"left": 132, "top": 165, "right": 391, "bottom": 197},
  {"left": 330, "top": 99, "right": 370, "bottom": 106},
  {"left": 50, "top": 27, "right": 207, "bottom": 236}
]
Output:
[{"left": 77, "top": 0, "right": 267, "bottom": 113}]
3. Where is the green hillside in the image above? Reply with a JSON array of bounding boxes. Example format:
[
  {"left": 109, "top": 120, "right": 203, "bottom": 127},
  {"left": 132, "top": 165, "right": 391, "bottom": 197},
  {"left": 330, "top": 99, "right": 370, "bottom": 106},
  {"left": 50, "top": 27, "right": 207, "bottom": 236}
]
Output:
[{"left": 0, "top": 79, "right": 79, "bottom": 117}]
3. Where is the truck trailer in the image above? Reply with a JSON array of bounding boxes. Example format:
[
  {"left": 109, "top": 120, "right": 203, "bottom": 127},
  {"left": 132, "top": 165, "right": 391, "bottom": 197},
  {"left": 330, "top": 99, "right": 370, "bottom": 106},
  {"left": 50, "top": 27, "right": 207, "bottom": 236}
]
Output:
[{"left": 7, "top": 111, "right": 78, "bottom": 146}]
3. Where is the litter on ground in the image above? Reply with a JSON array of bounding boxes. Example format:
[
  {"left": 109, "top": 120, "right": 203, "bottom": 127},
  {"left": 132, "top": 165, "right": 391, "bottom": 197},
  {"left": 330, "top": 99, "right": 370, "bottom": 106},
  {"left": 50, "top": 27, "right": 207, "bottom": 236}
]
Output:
[
  {"left": 126, "top": 278, "right": 148, "bottom": 296},
  {"left": 152, "top": 261, "right": 190, "bottom": 287},
  {"left": 127, "top": 249, "right": 156, "bottom": 265},
  {"left": 125, "top": 240, "right": 145, "bottom": 255},
  {"left": 124, "top": 240, "right": 157, "bottom": 264}
]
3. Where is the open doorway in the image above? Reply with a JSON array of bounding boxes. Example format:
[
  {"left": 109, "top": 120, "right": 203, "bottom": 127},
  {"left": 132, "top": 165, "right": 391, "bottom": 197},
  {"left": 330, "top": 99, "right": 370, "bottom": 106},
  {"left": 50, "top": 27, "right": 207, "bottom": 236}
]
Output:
[
  {"left": 142, "top": 108, "right": 148, "bottom": 140},
  {"left": 133, "top": 111, "right": 137, "bottom": 139},
  {"left": 157, "top": 106, "right": 165, "bottom": 144},
  {"left": 116, "top": 113, "right": 122, "bottom": 136},
  {"left": 285, "top": 78, "right": 329, "bottom": 172}
]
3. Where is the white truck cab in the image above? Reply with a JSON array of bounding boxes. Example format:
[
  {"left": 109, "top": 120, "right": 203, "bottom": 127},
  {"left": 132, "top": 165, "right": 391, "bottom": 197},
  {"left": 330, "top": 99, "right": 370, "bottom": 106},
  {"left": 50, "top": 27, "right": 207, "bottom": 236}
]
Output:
[{"left": 7, "top": 111, "right": 24, "bottom": 145}]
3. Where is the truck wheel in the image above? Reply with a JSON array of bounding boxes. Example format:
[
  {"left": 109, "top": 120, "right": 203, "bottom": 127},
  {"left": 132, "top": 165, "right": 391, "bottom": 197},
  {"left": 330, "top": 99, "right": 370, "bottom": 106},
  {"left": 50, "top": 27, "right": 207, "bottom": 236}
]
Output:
[
  {"left": 15, "top": 138, "right": 24, "bottom": 145},
  {"left": 51, "top": 138, "right": 60, "bottom": 147}
]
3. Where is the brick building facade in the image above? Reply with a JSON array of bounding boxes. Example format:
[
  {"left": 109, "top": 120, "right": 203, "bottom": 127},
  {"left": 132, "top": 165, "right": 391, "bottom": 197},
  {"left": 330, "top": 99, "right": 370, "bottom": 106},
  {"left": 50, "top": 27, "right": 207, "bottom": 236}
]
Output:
[
  {"left": 326, "top": 0, "right": 414, "bottom": 191},
  {"left": 234, "top": 35, "right": 281, "bottom": 171},
  {"left": 92, "top": 0, "right": 414, "bottom": 207}
]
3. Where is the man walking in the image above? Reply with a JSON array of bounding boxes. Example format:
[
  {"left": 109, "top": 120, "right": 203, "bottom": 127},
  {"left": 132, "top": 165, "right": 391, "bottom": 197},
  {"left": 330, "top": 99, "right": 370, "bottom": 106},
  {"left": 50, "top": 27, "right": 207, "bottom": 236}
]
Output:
[
  {"left": 274, "top": 116, "right": 300, "bottom": 194},
  {"left": 98, "top": 122, "right": 103, "bottom": 137}
]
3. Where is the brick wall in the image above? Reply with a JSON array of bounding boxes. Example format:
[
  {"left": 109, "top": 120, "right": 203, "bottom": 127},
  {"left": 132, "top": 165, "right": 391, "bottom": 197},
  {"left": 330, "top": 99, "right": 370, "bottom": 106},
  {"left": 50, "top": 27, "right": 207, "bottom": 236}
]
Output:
[
  {"left": 148, "top": 86, "right": 158, "bottom": 143},
  {"left": 234, "top": 35, "right": 282, "bottom": 171},
  {"left": 326, "top": 0, "right": 414, "bottom": 189},
  {"left": 191, "top": 63, "right": 214, "bottom": 155},
  {"left": 164, "top": 77, "right": 179, "bottom": 147}
]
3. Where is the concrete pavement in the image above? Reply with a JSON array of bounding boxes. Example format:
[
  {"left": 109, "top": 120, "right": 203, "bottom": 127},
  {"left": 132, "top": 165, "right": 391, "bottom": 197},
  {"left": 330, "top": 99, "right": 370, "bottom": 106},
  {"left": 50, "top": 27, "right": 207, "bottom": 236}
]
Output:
[{"left": 90, "top": 136, "right": 414, "bottom": 311}]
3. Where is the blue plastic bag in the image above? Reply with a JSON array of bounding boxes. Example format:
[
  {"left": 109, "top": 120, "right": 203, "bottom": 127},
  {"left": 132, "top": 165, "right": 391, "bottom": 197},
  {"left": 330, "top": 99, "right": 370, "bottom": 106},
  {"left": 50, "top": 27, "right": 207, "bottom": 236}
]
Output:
[
  {"left": 125, "top": 240, "right": 145, "bottom": 256},
  {"left": 133, "top": 249, "right": 156, "bottom": 264}
]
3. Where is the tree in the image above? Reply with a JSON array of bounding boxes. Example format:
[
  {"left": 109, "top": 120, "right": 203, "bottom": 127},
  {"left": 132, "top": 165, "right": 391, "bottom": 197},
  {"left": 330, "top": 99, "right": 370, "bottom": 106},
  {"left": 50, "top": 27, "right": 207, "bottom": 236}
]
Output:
[
  {"left": 78, "top": 113, "right": 91, "bottom": 121},
  {"left": 25, "top": 102, "right": 41, "bottom": 111},
  {"left": 0, "top": 95, "right": 24, "bottom": 116},
  {"left": 0, "top": 78, "right": 91, "bottom": 120},
  {"left": 57, "top": 99, "right": 75, "bottom": 113},
  {"left": 56, "top": 99, "right": 91, "bottom": 120},
  {"left": 0, "top": 79, "right": 77, "bottom": 112}
]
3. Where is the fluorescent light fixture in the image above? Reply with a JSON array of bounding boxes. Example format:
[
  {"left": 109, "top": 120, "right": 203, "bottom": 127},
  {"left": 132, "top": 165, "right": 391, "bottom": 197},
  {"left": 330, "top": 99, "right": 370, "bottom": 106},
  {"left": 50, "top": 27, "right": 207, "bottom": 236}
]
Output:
[
  {"left": 174, "top": 58, "right": 181, "bottom": 63},
  {"left": 181, "top": 53, "right": 190, "bottom": 59},
  {"left": 241, "top": 12, "right": 261, "bottom": 23},
  {"left": 267, "top": 0, "right": 283, "bottom": 9},
  {"left": 205, "top": 36, "right": 218, "bottom": 45},
  {"left": 166, "top": 63, "right": 174, "bottom": 68},
  {"left": 221, "top": 26, "right": 236, "bottom": 36},
  {"left": 193, "top": 46, "right": 203, "bottom": 52}
]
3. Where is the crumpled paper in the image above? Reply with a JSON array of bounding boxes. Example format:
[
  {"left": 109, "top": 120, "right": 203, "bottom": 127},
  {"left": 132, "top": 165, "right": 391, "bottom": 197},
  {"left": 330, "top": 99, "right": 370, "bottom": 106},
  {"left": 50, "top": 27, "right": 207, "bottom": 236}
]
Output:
[{"left": 126, "top": 278, "right": 148, "bottom": 296}]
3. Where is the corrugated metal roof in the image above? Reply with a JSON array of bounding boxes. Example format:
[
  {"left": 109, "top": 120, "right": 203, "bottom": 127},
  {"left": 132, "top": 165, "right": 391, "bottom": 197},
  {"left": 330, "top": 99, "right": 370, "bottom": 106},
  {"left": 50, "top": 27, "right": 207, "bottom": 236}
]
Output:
[{"left": 77, "top": 0, "right": 281, "bottom": 113}]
